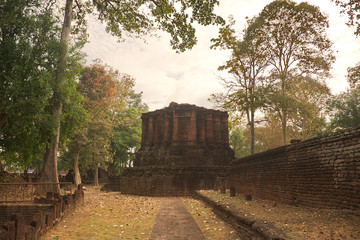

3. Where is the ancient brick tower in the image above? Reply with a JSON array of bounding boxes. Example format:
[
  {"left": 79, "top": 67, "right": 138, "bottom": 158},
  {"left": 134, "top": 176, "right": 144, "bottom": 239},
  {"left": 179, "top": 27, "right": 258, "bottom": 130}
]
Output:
[
  {"left": 134, "top": 102, "right": 233, "bottom": 167},
  {"left": 111, "top": 102, "right": 234, "bottom": 196}
]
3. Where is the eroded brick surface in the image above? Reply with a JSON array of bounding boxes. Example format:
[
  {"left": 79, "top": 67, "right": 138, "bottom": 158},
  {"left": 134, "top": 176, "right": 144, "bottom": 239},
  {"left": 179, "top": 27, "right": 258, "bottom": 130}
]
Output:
[
  {"left": 135, "top": 102, "right": 233, "bottom": 167},
  {"left": 230, "top": 127, "right": 360, "bottom": 211},
  {"left": 114, "top": 103, "right": 234, "bottom": 196}
]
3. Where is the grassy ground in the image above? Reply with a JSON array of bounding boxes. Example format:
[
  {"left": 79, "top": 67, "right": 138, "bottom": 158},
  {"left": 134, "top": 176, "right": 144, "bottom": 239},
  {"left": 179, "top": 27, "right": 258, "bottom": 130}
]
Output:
[{"left": 200, "top": 190, "right": 360, "bottom": 240}]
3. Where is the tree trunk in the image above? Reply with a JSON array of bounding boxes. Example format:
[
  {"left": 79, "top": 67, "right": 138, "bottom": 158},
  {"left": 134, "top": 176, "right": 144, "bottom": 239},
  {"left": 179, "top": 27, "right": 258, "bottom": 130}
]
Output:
[
  {"left": 39, "top": 137, "right": 61, "bottom": 194},
  {"left": 250, "top": 110, "right": 255, "bottom": 155},
  {"left": 39, "top": 0, "right": 73, "bottom": 194},
  {"left": 0, "top": 113, "right": 8, "bottom": 132},
  {"left": 282, "top": 112, "right": 287, "bottom": 145},
  {"left": 107, "top": 162, "right": 114, "bottom": 177},
  {"left": 280, "top": 74, "right": 288, "bottom": 146},
  {"left": 74, "top": 146, "right": 81, "bottom": 186},
  {"left": 94, "top": 164, "right": 99, "bottom": 186}
]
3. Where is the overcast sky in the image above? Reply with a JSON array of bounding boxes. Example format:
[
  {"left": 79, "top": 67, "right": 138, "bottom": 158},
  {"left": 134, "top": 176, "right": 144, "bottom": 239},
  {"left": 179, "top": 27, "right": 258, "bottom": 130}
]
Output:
[{"left": 83, "top": 0, "right": 360, "bottom": 111}]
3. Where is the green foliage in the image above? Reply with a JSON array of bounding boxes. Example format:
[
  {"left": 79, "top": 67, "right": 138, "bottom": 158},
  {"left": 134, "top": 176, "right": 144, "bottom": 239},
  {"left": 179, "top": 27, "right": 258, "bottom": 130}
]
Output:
[
  {"left": 252, "top": 0, "right": 335, "bottom": 78},
  {"left": 327, "top": 63, "right": 360, "bottom": 129},
  {"left": 211, "top": 0, "right": 334, "bottom": 151},
  {"left": 346, "top": 63, "right": 360, "bottom": 89},
  {"left": 72, "top": 0, "right": 225, "bottom": 52},
  {"left": 59, "top": 61, "right": 146, "bottom": 177},
  {"left": 77, "top": 62, "right": 120, "bottom": 168},
  {"left": 247, "top": 0, "right": 334, "bottom": 144},
  {"left": 286, "top": 76, "right": 330, "bottom": 139},
  {"left": 334, "top": 0, "right": 360, "bottom": 36},
  {"left": 110, "top": 92, "right": 148, "bottom": 174},
  {"left": 0, "top": 0, "right": 87, "bottom": 172},
  {"left": 229, "top": 127, "right": 249, "bottom": 158},
  {"left": 238, "top": 75, "right": 330, "bottom": 151},
  {"left": 59, "top": 45, "right": 88, "bottom": 152},
  {"left": 250, "top": 122, "right": 284, "bottom": 150},
  {"left": 0, "top": 0, "right": 63, "bottom": 170},
  {"left": 210, "top": 16, "right": 270, "bottom": 154},
  {"left": 266, "top": 76, "right": 330, "bottom": 140},
  {"left": 327, "top": 89, "right": 360, "bottom": 129}
]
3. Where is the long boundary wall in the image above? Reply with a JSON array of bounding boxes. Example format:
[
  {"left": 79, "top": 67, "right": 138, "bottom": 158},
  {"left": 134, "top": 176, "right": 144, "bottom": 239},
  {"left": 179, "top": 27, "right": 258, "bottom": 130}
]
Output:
[{"left": 230, "top": 127, "right": 360, "bottom": 211}]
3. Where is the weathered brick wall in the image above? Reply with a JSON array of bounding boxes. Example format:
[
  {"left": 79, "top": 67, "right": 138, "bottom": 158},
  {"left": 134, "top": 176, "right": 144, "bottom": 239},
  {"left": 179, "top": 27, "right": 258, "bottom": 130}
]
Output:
[
  {"left": 111, "top": 167, "right": 229, "bottom": 196},
  {"left": 135, "top": 102, "right": 233, "bottom": 167},
  {"left": 0, "top": 204, "right": 54, "bottom": 226},
  {"left": 0, "top": 188, "right": 84, "bottom": 240},
  {"left": 230, "top": 127, "right": 360, "bottom": 211}
]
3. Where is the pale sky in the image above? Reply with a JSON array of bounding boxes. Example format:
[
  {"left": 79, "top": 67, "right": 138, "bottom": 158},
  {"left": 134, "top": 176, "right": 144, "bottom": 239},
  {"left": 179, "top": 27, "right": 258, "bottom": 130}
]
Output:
[{"left": 83, "top": 0, "right": 360, "bottom": 111}]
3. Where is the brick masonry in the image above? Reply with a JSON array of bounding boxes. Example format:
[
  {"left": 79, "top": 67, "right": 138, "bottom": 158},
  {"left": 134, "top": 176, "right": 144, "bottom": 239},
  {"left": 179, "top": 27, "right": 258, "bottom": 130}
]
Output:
[
  {"left": 134, "top": 102, "right": 233, "bottom": 167},
  {"left": 0, "top": 187, "right": 84, "bottom": 240},
  {"left": 112, "top": 167, "right": 229, "bottom": 196},
  {"left": 230, "top": 126, "right": 360, "bottom": 211},
  {"left": 110, "top": 102, "right": 234, "bottom": 196},
  {"left": 0, "top": 204, "right": 54, "bottom": 226}
]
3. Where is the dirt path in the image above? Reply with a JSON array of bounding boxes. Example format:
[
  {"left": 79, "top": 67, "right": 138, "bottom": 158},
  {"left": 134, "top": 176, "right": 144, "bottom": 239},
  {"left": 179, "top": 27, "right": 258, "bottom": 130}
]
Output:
[
  {"left": 42, "top": 187, "right": 240, "bottom": 240},
  {"left": 149, "top": 198, "right": 205, "bottom": 240}
]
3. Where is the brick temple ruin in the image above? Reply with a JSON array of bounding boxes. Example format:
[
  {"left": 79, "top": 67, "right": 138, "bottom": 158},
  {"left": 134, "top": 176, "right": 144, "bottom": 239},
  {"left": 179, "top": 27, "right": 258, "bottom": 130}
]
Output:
[
  {"left": 135, "top": 102, "right": 233, "bottom": 167},
  {"left": 109, "top": 102, "right": 360, "bottom": 212},
  {"left": 109, "top": 102, "right": 234, "bottom": 195}
]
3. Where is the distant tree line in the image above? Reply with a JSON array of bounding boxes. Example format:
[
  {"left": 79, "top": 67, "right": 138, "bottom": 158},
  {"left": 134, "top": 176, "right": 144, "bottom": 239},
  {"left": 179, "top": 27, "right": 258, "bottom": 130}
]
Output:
[{"left": 210, "top": 0, "right": 360, "bottom": 157}]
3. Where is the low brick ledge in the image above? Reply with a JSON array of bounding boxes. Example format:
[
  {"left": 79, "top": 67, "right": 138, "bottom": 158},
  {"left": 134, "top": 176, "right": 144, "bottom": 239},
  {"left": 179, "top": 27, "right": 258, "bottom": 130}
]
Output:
[{"left": 193, "top": 191, "right": 288, "bottom": 240}]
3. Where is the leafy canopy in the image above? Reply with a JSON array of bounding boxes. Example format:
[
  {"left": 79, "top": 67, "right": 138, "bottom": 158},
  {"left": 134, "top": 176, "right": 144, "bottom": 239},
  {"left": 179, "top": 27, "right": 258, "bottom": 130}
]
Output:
[
  {"left": 249, "top": 0, "right": 334, "bottom": 144},
  {"left": 70, "top": 0, "right": 225, "bottom": 52},
  {"left": 327, "top": 63, "right": 360, "bottom": 129},
  {"left": 0, "top": 0, "right": 63, "bottom": 169},
  {"left": 334, "top": 0, "right": 360, "bottom": 36},
  {"left": 210, "top": 16, "right": 271, "bottom": 154}
]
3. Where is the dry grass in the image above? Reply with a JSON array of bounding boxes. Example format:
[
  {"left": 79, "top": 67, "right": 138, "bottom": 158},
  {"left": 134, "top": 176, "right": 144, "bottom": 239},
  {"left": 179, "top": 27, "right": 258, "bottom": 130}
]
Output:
[
  {"left": 42, "top": 186, "right": 161, "bottom": 240},
  {"left": 200, "top": 190, "right": 360, "bottom": 240},
  {"left": 42, "top": 187, "right": 242, "bottom": 240},
  {"left": 182, "top": 197, "right": 241, "bottom": 240}
]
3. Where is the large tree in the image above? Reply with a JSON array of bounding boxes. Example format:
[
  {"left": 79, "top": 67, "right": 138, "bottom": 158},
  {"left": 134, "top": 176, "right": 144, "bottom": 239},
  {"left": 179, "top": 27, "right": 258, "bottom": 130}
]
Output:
[
  {"left": 248, "top": 0, "right": 334, "bottom": 145},
  {"left": 109, "top": 91, "right": 148, "bottom": 174},
  {"left": 41, "top": 0, "right": 225, "bottom": 192},
  {"left": 0, "top": 0, "right": 63, "bottom": 172},
  {"left": 210, "top": 16, "right": 269, "bottom": 154},
  {"left": 77, "top": 62, "right": 120, "bottom": 186},
  {"left": 62, "top": 62, "right": 138, "bottom": 186},
  {"left": 266, "top": 76, "right": 330, "bottom": 141}
]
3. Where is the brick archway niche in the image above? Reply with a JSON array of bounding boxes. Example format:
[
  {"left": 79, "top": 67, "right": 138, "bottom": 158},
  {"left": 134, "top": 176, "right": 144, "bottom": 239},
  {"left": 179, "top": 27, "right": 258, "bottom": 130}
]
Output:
[{"left": 110, "top": 102, "right": 234, "bottom": 196}]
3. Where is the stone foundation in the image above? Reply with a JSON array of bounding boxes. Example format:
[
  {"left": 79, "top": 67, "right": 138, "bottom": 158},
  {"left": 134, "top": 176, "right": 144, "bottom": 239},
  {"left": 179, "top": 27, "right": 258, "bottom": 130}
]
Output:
[{"left": 109, "top": 167, "right": 229, "bottom": 196}]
